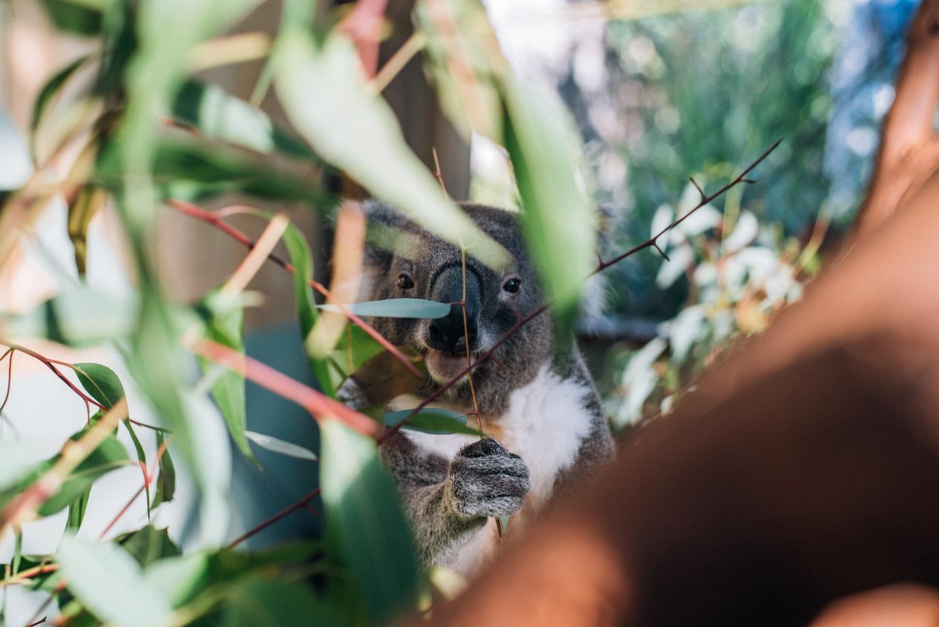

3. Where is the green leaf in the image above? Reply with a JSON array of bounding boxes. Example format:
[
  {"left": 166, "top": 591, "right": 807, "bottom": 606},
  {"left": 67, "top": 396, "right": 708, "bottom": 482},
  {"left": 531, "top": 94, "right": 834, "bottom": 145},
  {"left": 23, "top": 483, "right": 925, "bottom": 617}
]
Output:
[
  {"left": 30, "top": 56, "right": 89, "bottom": 158},
  {"left": 39, "top": 432, "right": 128, "bottom": 516},
  {"left": 223, "top": 577, "right": 341, "bottom": 627},
  {"left": 275, "top": 31, "right": 509, "bottom": 269},
  {"left": 154, "top": 430, "right": 176, "bottom": 506},
  {"left": 196, "top": 291, "right": 255, "bottom": 465},
  {"left": 384, "top": 408, "right": 481, "bottom": 436},
  {"left": 318, "top": 298, "right": 451, "bottom": 319},
  {"left": 56, "top": 533, "right": 173, "bottom": 627},
  {"left": 245, "top": 431, "right": 317, "bottom": 462},
  {"left": 319, "top": 420, "right": 419, "bottom": 621},
  {"left": 172, "top": 81, "right": 316, "bottom": 160},
  {"left": 66, "top": 489, "right": 90, "bottom": 531},
  {"left": 73, "top": 362, "right": 126, "bottom": 408},
  {"left": 95, "top": 137, "right": 324, "bottom": 204},
  {"left": 39, "top": 0, "right": 108, "bottom": 36},
  {"left": 328, "top": 325, "right": 386, "bottom": 386},
  {"left": 502, "top": 78, "right": 595, "bottom": 335},
  {"left": 119, "top": 525, "right": 180, "bottom": 567},
  {"left": 121, "top": 419, "right": 152, "bottom": 518},
  {"left": 281, "top": 221, "right": 334, "bottom": 396}
]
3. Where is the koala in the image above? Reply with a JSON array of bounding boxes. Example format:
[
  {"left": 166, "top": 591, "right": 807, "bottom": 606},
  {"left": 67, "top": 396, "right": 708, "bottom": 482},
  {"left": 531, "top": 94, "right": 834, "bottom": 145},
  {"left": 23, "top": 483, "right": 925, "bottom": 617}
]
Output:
[{"left": 340, "top": 200, "right": 615, "bottom": 577}]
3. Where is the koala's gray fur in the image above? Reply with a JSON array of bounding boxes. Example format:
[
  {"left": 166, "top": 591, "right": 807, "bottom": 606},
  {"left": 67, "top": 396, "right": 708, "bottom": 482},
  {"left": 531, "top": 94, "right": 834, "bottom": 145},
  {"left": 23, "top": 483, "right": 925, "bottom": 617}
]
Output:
[{"left": 342, "top": 200, "right": 615, "bottom": 576}]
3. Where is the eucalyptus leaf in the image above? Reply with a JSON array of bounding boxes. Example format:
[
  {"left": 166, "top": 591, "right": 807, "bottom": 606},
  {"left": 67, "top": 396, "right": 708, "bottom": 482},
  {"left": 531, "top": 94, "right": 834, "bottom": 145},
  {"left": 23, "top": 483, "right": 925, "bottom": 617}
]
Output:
[
  {"left": 172, "top": 81, "right": 316, "bottom": 160},
  {"left": 245, "top": 431, "right": 317, "bottom": 462},
  {"left": 119, "top": 525, "right": 180, "bottom": 567},
  {"left": 319, "top": 420, "right": 419, "bottom": 621},
  {"left": 223, "top": 577, "right": 341, "bottom": 626},
  {"left": 30, "top": 55, "right": 89, "bottom": 158},
  {"left": 502, "top": 78, "right": 595, "bottom": 334},
  {"left": 57, "top": 533, "right": 173, "bottom": 627},
  {"left": 196, "top": 290, "right": 255, "bottom": 465},
  {"left": 275, "top": 31, "right": 509, "bottom": 269},
  {"left": 73, "top": 362, "right": 126, "bottom": 408},
  {"left": 384, "top": 408, "right": 481, "bottom": 436},
  {"left": 319, "top": 298, "right": 451, "bottom": 319}
]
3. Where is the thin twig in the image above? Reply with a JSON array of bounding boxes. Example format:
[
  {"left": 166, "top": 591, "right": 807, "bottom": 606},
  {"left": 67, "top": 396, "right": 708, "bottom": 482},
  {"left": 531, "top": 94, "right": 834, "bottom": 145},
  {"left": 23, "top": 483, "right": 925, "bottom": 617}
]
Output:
[
  {"left": 369, "top": 31, "right": 426, "bottom": 95},
  {"left": 228, "top": 488, "right": 321, "bottom": 548},
  {"left": 189, "top": 338, "right": 381, "bottom": 438}
]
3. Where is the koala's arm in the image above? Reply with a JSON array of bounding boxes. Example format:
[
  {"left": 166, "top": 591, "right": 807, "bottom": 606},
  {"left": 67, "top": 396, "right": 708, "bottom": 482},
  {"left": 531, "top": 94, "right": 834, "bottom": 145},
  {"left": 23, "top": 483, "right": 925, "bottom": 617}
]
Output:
[{"left": 381, "top": 433, "right": 530, "bottom": 568}]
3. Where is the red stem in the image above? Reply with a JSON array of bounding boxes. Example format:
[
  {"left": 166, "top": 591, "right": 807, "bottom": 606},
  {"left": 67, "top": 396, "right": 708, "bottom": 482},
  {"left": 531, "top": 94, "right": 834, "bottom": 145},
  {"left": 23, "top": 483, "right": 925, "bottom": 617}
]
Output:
[
  {"left": 228, "top": 488, "right": 322, "bottom": 548},
  {"left": 192, "top": 338, "right": 381, "bottom": 438}
]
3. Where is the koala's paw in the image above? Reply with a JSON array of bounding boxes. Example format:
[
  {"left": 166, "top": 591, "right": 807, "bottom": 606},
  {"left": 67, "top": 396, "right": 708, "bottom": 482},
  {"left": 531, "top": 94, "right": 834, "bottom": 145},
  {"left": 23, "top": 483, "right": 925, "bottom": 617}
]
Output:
[{"left": 449, "top": 438, "right": 531, "bottom": 520}]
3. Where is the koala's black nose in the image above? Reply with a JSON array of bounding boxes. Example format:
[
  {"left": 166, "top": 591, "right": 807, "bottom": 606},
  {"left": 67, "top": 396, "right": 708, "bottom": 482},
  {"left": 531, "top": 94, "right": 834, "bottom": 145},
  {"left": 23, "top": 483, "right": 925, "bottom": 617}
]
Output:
[
  {"left": 429, "top": 307, "right": 478, "bottom": 355},
  {"left": 427, "top": 263, "right": 481, "bottom": 356}
]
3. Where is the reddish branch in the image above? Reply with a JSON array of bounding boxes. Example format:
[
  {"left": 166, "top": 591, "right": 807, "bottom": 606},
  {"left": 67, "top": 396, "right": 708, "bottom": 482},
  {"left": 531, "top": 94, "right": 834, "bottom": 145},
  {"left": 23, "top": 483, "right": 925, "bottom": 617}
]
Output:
[
  {"left": 227, "top": 488, "right": 321, "bottom": 548},
  {"left": 191, "top": 338, "right": 381, "bottom": 438},
  {"left": 166, "top": 199, "right": 422, "bottom": 379},
  {"left": 382, "top": 140, "right": 781, "bottom": 442},
  {"left": 0, "top": 341, "right": 163, "bottom": 431}
]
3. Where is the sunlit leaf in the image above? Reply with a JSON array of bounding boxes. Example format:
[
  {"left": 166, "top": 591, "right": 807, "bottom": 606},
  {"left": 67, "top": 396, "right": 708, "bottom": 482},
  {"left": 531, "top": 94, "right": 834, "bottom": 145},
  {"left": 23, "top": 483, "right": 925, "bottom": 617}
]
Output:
[
  {"left": 319, "top": 298, "right": 451, "bottom": 319},
  {"left": 502, "top": 78, "right": 595, "bottom": 334},
  {"left": 57, "top": 533, "right": 173, "bottom": 627},
  {"left": 196, "top": 291, "right": 255, "bottom": 465},
  {"left": 275, "top": 31, "right": 509, "bottom": 269},
  {"left": 172, "top": 80, "right": 316, "bottom": 160},
  {"left": 319, "top": 420, "right": 419, "bottom": 621},
  {"left": 245, "top": 431, "right": 317, "bottom": 462}
]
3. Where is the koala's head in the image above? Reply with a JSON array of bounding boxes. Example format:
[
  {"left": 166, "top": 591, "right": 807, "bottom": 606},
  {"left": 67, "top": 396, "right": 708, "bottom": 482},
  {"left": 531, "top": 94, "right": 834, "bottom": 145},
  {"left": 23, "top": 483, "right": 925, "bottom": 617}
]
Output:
[{"left": 357, "top": 200, "right": 555, "bottom": 414}]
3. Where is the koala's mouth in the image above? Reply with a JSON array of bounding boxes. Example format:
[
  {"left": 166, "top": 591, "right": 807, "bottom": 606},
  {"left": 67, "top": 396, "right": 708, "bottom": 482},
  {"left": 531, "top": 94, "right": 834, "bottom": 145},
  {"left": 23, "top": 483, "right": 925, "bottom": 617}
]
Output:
[{"left": 423, "top": 348, "right": 480, "bottom": 384}]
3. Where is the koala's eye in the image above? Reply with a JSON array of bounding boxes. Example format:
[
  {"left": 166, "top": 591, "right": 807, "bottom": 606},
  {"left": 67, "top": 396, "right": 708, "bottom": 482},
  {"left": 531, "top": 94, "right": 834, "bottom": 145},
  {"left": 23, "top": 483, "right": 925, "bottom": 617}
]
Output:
[
  {"left": 502, "top": 277, "right": 521, "bottom": 294},
  {"left": 396, "top": 273, "right": 415, "bottom": 291}
]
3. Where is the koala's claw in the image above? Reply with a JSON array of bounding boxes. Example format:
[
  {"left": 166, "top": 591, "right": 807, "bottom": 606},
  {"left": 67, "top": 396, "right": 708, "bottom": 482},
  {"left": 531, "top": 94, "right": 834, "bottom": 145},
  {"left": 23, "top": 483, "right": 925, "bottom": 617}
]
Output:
[{"left": 449, "top": 438, "right": 531, "bottom": 519}]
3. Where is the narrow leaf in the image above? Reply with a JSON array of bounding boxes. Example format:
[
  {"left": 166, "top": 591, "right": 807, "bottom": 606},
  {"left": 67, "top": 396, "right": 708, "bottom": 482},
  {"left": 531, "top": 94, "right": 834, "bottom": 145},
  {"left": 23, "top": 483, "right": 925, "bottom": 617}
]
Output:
[
  {"left": 30, "top": 55, "right": 89, "bottom": 158},
  {"left": 318, "top": 298, "right": 451, "bottom": 319},
  {"left": 384, "top": 408, "right": 481, "bottom": 436},
  {"left": 503, "top": 78, "right": 595, "bottom": 335},
  {"left": 245, "top": 431, "right": 317, "bottom": 462},
  {"left": 195, "top": 291, "right": 255, "bottom": 465}
]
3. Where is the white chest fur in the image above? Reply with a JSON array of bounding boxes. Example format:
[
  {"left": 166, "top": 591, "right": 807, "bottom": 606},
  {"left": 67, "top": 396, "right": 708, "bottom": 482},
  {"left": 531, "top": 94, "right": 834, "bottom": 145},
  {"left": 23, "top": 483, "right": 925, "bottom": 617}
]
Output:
[{"left": 392, "top": 363, "right": 594, "bottom": 510}]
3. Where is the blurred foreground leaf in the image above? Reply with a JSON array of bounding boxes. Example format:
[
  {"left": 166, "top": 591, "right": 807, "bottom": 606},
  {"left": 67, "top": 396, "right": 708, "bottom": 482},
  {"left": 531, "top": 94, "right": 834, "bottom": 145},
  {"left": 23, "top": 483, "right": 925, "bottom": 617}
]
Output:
[
  {"left": 320, "top": 420, "right": 419, "bottom": 622},
  {"left": 57, "top": 533, "right": 173, "bottom": 627},
  {"left": 196, "top": 291, "right": 255, "bottom": 465},
  {"left": 275, "top": 31, "right": 509, "bottom": 269}
]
